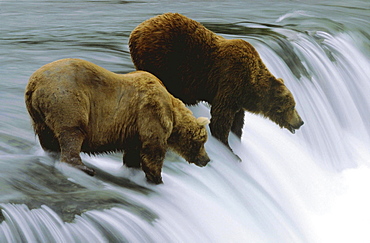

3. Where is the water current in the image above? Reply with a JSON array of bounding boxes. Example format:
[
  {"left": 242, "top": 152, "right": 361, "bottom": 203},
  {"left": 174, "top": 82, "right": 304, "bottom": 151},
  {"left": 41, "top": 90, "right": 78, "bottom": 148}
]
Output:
[{"left": 1, "top": 1, "right": 370, "bottom": 242}]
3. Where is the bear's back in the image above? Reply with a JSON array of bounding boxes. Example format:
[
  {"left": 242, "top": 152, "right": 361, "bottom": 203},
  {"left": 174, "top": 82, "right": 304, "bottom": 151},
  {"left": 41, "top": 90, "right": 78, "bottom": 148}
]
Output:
[
  {"left": 129, "top": 13, "right": 221, "bottom": 104},
  {"left": 34, "top": 59, "right": 121, "bottom": 89},
  {"left": 130, "top": 13, "right": 218, "bottom": 55},
  {"left": 27, "top": 58, "right": 172, "bottom": 109}
]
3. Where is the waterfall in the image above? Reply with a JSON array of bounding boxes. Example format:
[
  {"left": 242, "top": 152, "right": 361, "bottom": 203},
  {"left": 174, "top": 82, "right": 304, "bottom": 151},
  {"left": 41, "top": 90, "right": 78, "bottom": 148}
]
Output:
[{"left": 1, "top": 9, "right": 370, "bottom": 243}]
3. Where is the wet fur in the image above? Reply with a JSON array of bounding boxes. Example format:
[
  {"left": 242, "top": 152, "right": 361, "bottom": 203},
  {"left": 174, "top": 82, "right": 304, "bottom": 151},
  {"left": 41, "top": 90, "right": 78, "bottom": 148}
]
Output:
[
  {"left": 129, "top": 13, "right": 303, "bottom": 148},
  {"left": 25, "top": 58, "right": 210, "bottom": 184}
]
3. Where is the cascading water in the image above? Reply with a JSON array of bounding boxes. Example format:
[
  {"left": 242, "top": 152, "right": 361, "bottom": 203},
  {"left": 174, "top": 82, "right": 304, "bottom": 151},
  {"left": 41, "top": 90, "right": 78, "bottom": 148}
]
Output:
[{"left": 1, "top": 1, "right": 369, "bottom": 242}]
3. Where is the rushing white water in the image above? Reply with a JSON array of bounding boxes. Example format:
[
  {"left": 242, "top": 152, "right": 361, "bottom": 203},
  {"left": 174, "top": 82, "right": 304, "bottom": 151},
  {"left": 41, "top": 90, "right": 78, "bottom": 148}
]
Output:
[
  {"left": 1, "top": 2, "right": 370, "bottom": 242},
  {"left": 242, "top": 28, "right": 370, "bottom": 242}
]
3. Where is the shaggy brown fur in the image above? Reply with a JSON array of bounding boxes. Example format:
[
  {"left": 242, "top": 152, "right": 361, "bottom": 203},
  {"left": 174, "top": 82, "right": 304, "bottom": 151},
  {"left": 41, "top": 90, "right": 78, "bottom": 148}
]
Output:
[
  {"left": 25, "top": 58, "right": 210, "bottom": 184},
  {"left": 129, "top": 13, "right": 304, "bottom": 149}
]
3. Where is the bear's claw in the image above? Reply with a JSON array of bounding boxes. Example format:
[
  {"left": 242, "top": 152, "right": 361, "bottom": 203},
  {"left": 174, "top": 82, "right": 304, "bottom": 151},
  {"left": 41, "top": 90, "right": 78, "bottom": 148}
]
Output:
[
  {"left": 146, "top": 174, "right": 163, "bottom": 184},
  {"left": 74, "top": 165, "right": 96, "bottom": 176}
]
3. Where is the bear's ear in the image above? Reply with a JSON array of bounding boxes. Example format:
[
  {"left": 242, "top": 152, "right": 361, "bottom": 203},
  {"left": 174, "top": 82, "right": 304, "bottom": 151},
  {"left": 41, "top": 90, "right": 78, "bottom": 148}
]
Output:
[
  {"left": 276, "top": 107, "right": 284, "bottom": 113},
  {"left": 196, "top": 117, "right": 210, "bottom": 126},
  {"left": 271, "top": 77, "right": 285, "bottom": 88}
]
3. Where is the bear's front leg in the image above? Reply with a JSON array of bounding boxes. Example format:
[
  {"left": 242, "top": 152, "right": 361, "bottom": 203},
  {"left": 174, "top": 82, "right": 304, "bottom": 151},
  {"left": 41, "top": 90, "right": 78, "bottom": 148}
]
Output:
[
  {"left": 123, "top": 137, "right": 142, "bottom": 168},
  {"left": 58, "top": 128, "right": 95, "bottom": 176},
  {"left": 123, "top": 149, "right": 141, "bottom": 168},
  {"left": 209, "top": 103, "right": 235, "bottom": 149},
  {"left": 140, "top": 141, "right": 166, "bottom": 184},
  {"left": 231, "top": 109, "right": 245, "bottom": 138},
  {"left": 210, "top": 103, "right": 241, "bottom": 160}
]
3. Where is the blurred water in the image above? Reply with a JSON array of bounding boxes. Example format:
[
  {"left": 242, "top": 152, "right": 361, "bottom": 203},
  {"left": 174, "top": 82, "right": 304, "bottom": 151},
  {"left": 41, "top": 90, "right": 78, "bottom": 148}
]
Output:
[{"left": 1, "top": 0, "right": 370, "bottom": 242}]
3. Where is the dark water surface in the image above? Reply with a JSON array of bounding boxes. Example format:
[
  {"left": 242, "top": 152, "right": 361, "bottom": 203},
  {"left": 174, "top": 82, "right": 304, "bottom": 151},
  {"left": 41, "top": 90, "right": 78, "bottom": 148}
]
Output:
[{"left": 1, "top": 1, "right": 370, "bottom": 242}]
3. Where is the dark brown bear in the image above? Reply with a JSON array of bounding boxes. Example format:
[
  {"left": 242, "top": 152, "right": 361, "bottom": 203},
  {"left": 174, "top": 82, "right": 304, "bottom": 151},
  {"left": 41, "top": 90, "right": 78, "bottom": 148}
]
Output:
[
  {"left": 129, "top": 13, "right": 304, "bottom": 150},
  {"left": 25, "top": 58, "right": 210, "bottom": 184}
]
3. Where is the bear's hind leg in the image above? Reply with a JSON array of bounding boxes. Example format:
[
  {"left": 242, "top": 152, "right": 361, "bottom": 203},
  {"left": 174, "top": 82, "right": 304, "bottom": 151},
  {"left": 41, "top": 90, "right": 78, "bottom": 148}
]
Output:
[
  {"left": 58, "top": 127, "right": 95, "bottom": 176},
  {"left": 37, "top": 125, "right": 61, "bottom": 161},
  {"left": 36, "top": 124, "right": 61, "bottom": 153}
]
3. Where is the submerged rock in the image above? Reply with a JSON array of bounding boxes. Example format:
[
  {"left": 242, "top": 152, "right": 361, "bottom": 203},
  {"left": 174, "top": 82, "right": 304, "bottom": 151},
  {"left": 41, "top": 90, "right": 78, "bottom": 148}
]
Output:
[{"left": 0, "top": 156, "right": 156, "bottom": 223}]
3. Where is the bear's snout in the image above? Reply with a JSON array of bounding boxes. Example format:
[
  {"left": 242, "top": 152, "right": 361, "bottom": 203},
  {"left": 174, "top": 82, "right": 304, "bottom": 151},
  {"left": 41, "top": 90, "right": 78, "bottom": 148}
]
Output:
[
  {"left": 297, "top": 119, "right": 304, "bottom": 128},
  {"left": 287, "top": 110, "right": 304, "bottom": 134},
  {"left": 288, "top": 116, "right": 304, "bottom": 134},
  {"left": 193, "top": 154, "right": 210, "bottom": 167}
]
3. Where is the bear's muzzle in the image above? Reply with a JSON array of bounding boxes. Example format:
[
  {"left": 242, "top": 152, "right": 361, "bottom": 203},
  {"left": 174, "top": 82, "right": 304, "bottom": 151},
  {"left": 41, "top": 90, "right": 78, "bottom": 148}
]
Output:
[
  {"left": 193, "top": 154, "right": 210, "bottom": 167},
  {"left": 288, "top": 119, "right": 304, "bottom": 134}
]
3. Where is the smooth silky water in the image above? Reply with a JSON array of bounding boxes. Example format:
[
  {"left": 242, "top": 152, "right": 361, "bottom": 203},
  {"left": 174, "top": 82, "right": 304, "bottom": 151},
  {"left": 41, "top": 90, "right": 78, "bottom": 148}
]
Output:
[{"left": 1, "top": 1, "right": 369, "bottom": 242}]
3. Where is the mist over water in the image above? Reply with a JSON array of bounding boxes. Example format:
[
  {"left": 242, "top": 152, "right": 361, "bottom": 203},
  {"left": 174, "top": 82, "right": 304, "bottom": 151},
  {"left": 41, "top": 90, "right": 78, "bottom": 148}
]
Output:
[{"left": 1, "top": 1, "right": 370, "bottom": 242}]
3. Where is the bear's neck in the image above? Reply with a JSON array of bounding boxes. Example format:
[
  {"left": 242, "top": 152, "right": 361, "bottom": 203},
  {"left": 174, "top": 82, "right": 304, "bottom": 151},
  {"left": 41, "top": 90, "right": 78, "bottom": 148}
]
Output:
[
  {"left": 242, "top": 72, "right": 274, "bottom": 115},
  {"left": 170, "top": 98, "right": 196, "bottom": 134},
  {"left": 258, "top": 76, "right": 279, "bottom": 116}
]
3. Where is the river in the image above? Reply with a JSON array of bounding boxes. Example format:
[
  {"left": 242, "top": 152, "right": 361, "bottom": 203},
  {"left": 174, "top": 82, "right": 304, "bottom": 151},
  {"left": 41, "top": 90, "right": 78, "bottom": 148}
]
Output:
[{"left": 1, "top": 0, "right": 370, "bottom": 242}]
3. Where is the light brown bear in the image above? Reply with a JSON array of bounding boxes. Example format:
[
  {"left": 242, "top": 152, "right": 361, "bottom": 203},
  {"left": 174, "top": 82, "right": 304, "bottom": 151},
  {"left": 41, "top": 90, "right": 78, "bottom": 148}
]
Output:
[
  {"left": 129, "top": 13, "right": 304, "bottom": 150},
  {"left": 25, "top": 58, "right": 210, "bottom": 184}
]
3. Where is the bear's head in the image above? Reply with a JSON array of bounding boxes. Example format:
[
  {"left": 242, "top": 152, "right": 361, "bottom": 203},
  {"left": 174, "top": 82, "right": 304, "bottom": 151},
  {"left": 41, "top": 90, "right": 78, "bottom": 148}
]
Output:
[
  {"left": 266, "top": 78, "right": 304, "bottom": 133},
  {"left": 169, "top": 117, "right": 210, "bottom": 167}
]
